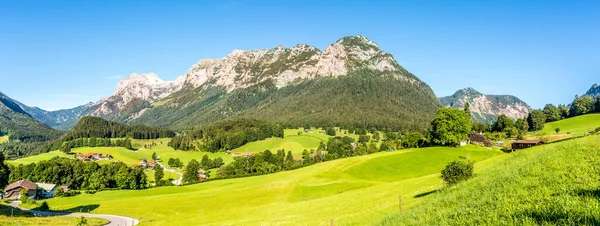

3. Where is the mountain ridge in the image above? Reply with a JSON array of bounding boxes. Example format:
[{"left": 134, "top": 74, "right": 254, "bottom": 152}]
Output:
[{"left": 439, "top": 87, "right": 531, "bottom": 122}]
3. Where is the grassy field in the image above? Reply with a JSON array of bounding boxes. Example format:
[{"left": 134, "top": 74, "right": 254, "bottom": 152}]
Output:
[
  {"left": 6, "top": 151, "right": 71, "bottom": 166},
  {"left": 541, "top": 113, "right": 600, "bottom": 136},
  {"left": 232, "top": 128, "right": 380, "bottom": 158},
  {"left": 379, "top": 135, "right": 600, "bottom": 225},
  {"left": 0, "top": 204, "right": 109, "bottom": 226},
  {"left": 0, "top": 135, "right": 8, "bottom": 144},
  {"left": 40, "top": 145, "right": 503, "bottom": 225}
]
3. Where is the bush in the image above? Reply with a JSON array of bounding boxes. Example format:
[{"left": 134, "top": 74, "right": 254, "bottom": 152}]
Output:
[
  {"left": 441, "top": 159, "right": 474, "bottom": 186},
  {"left": 76, "top": 216, "right": 88, "bottom": 226},
  {"left": 63, "top": 190, "right": 81, "bottom": 197},
  {"left": 39, "top": 201, "right": 49, "bottom": 211}
]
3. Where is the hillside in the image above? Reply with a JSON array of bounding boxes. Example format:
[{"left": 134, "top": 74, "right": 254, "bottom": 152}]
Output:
[
  {"left": 439, "top": 87, "right": 531, "bottom": 122},
  {"left": 17, "top": 102, "right": 94, "bottom": 130},
  {"left": 379, "top": 136, "right": 600, "bottom": 225},
  {"left": 39, "top": 145, "right": 502, "bottom": 225},
  {"left": 540, "top": 113, "right": 600, "bottom": 136},
  {"left": 0, "top": 92, "right": 63, "bottom": 158}
]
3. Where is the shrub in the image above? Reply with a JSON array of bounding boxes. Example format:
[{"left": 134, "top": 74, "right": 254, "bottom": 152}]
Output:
[
  {"left": 441, "top": 159, "right": 474, "bottom": 186},
  {"left": 76, "top": 216, "right": 88, "bottom": 226},
  {"left": 39, "top": 201, "right": 49, "bottom": 211}
]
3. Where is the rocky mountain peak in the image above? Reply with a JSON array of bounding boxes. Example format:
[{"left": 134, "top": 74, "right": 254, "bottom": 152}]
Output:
[
  {"left": 440, "top": 87, "right": 531, "bottom": 122},
  {"left": 584, "top": 83, "right": 600, "bottom": 97},
  {"left": 183, "top": 35, "right": 404, "bottom": 91},
  {"left": 90, "top": 73, "right": 184, "bottom": 118}
]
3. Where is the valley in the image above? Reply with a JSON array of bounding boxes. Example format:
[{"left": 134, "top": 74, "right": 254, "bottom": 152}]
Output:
[{"left": 19, "top": 145, "right": 503, "bottom": 225}]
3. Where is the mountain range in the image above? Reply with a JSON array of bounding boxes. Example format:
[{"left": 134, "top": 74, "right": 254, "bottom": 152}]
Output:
[
  {"left": 439, "top": 88, "right": 532, "bottom": 122},
  {"left": 9, "top": 35, "right": 441, "bottom": 131},
  {"left": 3, "top": 35, "right": 549, "bottom": 134}
]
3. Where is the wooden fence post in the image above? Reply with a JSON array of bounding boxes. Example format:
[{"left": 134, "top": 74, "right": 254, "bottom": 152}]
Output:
[
  {"left": 399, "top": 195, "right": 403, "bottom": 213},
  {"left": 330, "top": 218, "right": 333, "bottom": 226}
]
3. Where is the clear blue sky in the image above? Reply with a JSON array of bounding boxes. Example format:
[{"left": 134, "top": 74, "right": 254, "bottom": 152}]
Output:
[{"left": 1, "top": 0, "right": 598, "bottom": 110}]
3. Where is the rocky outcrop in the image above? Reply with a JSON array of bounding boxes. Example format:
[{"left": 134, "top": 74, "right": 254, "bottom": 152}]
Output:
[
  {"left": 183, "top": 35, "right": 410, "bottom": 91},
  {"left": 440, "top": 87, "right": 531, "bottom": 122}
]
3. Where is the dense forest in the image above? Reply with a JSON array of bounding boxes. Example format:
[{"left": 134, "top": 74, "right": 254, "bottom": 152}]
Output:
[
  {"left": 9, "top": 157, "right": 147, "bottom": 190},
  {"left": 168, "top": 119, "right": 284, "bottom": 152},
  {"left": 132, "top": 69, "right": 440, "bottom": 132},
  {"left": 63, "top": 116, "right": 175, "bottom": 140}
]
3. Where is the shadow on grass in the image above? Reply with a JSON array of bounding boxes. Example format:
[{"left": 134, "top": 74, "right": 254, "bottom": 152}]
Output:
[
  {"left": 577, "top": 189, "right": 600, "bottom": 200},
  {"left": 414, "top": 190, "right": 437, "bottom": 198},
  {"left": 521, "top": 210, "right": 600, "bottom": 225},
  {"left": 32, "top": 204, "right": 100, "bottom": 213}
]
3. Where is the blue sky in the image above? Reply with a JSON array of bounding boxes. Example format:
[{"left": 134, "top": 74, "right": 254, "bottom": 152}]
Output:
[{"left": 1, "top": 0, "right": 598, "bottom": 110}]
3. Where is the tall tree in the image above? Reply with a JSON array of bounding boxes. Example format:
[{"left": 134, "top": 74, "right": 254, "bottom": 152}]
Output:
[
  {"left": 569, "top": 95, "right": 594, "bottom": 117},
  {"left": 492, "top": 114, "right": 514, "bottom": 132},
  {"left": 464, "top": 102, "right": 471, "bottom": 116},
  {"left": 182, "top": 159, "right": 201, "bottom": 184},
  {"left": 542, "top": 104, "right": 561, "bottom": 122},
  {"left": 153, "top": 164, "right": 164, "bottom": 185},
  {"left": 0, "top": 153, "right": 10, "bottom": 188},
  {"left": 558, "top": 104, "right": 569, "bottom": 119},
  {"left": 430, "top": 108, "right": 471, "bottom": 146},
  {"left": 527, "top": 110, "right": 546, "bottom": 131}
]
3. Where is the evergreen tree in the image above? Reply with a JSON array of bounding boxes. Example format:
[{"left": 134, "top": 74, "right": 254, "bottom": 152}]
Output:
[{"left": 0, "top": 153, "right": 10, "bottom": 188}]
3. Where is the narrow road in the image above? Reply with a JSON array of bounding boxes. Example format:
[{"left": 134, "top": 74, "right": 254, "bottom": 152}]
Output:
[
  {"left": 157, "top": 161, "right": 183, "bottom": 185},
  {"left": 10, "top": 201, "right": 139, "bottom": 226}
]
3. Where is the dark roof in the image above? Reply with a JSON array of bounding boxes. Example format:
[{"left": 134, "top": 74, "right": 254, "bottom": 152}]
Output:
[
  {"left": 513, "top": 140, "right": 542, "bottom": 144},
  {"left": 4, "top": 179, "right": 37, "bottom": 192}
]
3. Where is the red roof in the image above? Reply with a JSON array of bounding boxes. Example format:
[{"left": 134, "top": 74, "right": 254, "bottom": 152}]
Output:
[{"left": 4, "top": 179, "right": 37, "bottom": 192}]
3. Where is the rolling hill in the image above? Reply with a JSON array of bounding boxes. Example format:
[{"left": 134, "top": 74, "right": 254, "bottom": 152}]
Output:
[
  {"left": 379, "top": 135, "right": 600, "bottom": 225},
  {"left": 33, "top": 145, "right": 502, "bottom": 225}
]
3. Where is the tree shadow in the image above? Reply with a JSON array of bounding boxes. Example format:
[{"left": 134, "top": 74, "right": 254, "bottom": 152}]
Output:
[
  {"left": 520, "top": 210, "right": 600, "bottom": 225},
  {"left": 32, "top": 204, "right": 100, "bottom": 213},
  {"left": 414, "top": 190, "right": 438, "bottom": 198}
]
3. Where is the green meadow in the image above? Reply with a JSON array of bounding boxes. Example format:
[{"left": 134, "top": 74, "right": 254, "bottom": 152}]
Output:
[
  {"left": 541, "top": 113, "right": 600, "bottom": 136},
  {"left": 379, "top": 135, "right": 600, "bottom": 225},
  {"left": 6, "top": 151, "right": 70, "bottom": 166},
  {"left": 233, "top": 128, "right": 379, "bottom": 158},
  {"left": 40, "top": 145, "right": 502, "bottom": 225}
]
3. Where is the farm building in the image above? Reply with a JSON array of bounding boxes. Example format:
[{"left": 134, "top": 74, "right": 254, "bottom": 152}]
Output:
[
  {"left": 3, "top": 179, "right": 37, "bottom": 201},
  {"left": 36, "top": 183, "right": 57, "bottom": 198},
  {"left": 76, "top": 153, "right": 107, "bottom": 161},
  {"left": 469, "top": 132, "right": 486, "bottom": 144},
  {"left": 511, "top": 140, "right": 543, "bottom": 151}
]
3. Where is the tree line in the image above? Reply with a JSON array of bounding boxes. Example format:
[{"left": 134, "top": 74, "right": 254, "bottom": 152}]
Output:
[
  {"left": 212, "top": 136, "right": 382, "bottom": 179},
  {"left": 8, "top": 157, "right": 147, "bottom": 190},
  {"left": 59, "top": 138, "right": 133, "bottom": 153},
  {"left": 63, "top": 116, "right": 175, "bottom": 140},
  {"left": 168, "top": 119, "right": 284, "bottom": 152}
]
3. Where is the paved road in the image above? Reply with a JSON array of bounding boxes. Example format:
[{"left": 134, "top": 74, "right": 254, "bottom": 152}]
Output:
[
  {"left": 157, "top": 161, "right": 183, "bottom": 185},
  {"left": 10, "top": 201, "right": 139, "bottom": 226}
]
